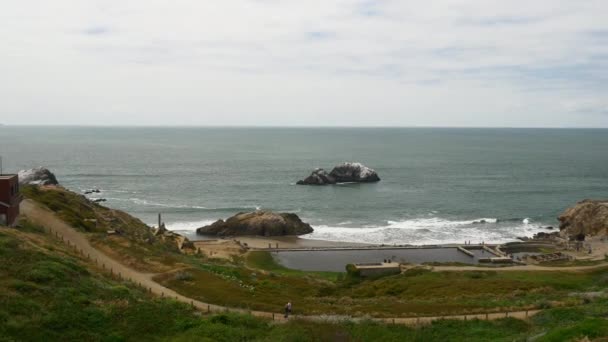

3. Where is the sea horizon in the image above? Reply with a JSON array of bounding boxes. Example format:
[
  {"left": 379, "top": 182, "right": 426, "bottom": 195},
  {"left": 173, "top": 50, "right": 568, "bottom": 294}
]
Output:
[
  {"left": 3, "top": 124, "right": 608, "bottom": 129},
  {"left": 2, "top": 126, "right": 607, "bottom": 245}
]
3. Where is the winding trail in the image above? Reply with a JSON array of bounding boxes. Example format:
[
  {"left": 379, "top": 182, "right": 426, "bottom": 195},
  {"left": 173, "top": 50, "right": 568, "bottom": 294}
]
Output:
[
  {"left": 432, "top": 263, "right": 608, "bottom": 272},
  {"left": 22, "top": 199, "right": 545, "bottom": 325}
]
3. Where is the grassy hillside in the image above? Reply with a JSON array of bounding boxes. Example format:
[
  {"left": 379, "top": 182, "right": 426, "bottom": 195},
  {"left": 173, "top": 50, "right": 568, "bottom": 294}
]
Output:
[
  {"left": 21, "top": 186, "right": 188, "bottom": 273},
  {"left": 11, "top": 187, "right": 608, "bottom": 340},
  {"left": 21, "top": 185, "right": 153, "bottom": 237},
  {"left": 1, "top": 222, "right": 608, "bottom": 341},
  {"left": 154, "top": 250, "right": 608, "bottom": 317}
]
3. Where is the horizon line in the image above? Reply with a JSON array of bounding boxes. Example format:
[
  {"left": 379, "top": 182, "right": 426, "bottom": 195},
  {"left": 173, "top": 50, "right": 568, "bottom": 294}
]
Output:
[{"left": 1, "top": 124, "right": 608, "bottom": 129}]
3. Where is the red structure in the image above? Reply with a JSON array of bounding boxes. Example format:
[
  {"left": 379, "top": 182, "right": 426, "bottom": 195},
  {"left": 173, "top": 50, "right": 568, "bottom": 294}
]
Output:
[{"left": 0, "top": 175, "right": 21, "bottom": 227}]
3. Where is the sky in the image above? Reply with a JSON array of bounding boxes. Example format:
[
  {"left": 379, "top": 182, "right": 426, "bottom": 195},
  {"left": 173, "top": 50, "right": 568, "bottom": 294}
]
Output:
[{"left": 1, "top": 0, "right": 607, "bottom": 127}]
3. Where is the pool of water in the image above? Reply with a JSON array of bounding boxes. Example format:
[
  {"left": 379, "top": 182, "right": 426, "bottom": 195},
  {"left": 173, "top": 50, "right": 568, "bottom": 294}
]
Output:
[{"left": 273, "top": 247, "right": 486, "bottom": 272}]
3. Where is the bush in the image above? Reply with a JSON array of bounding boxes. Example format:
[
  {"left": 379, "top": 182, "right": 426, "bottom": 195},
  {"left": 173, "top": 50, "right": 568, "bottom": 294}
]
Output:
[
  {"left": 345, "top": 264, "right": 360, "bottom": 277},
  {"left": 174, "top": 272, "right": 194, "bottom": 282},
  {"left": 17, "top": 219, "right": 45, "bottom": 234},
  {"left": 402, "top": 267, "right": 431, "bottom": 277}
]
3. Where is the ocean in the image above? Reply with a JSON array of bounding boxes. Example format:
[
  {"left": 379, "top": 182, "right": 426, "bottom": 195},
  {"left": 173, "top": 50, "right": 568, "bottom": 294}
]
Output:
[{"left": 1, "top": 126, "right": 607, "bottom": 245}]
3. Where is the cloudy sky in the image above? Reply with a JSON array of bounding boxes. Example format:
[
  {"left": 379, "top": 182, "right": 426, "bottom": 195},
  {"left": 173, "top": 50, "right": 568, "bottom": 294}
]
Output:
[{"left": 1, "top": 1, "right": 607, "bottom": 127}]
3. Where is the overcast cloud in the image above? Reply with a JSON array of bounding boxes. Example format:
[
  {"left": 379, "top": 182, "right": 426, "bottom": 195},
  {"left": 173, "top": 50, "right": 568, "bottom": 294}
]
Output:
[{"left": 1, "top": 0, "right": 607, "bottom": 127}]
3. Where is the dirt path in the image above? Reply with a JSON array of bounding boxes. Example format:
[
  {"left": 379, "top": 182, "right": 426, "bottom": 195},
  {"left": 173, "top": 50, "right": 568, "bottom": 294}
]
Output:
[
  {"left": 21, "top": 199, "right": 543, "bottom": 326},
  {"left": 432, "top": 263, "right": 608, "bottom": 272}
]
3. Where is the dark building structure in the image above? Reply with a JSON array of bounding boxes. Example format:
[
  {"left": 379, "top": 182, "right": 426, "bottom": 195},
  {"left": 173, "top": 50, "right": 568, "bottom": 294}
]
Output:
[{"left": 0, "top": 175, "right": 21, "bottom": 227}]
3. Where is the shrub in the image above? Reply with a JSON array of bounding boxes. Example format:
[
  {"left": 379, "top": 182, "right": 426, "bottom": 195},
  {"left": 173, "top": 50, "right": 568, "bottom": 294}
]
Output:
[
  {"left": 174, "top": 272, "right": 195, "bottom": 282},
  {"left": 402, "top": 267, "right": 431, "bottom": 277},
  {"left": 345, "top": 264, "right": 360, "bottom": 277}
]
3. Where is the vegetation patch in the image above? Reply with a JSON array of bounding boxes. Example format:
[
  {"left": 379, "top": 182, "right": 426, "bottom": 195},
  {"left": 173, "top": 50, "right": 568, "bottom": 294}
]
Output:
[{"left": 1, "top": 224, "right": 608, "bottom": 340}]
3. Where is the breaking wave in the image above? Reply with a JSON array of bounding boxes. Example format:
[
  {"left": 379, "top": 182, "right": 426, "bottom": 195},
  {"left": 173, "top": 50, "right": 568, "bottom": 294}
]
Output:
[
  {"left": 301, "top": 217, "right": 549, "bottom": 245},
  {"left": 164, "top": 219, "right": 217, "bottom": 231},
  {"left": 102, "top": 197, "right": 261, "bottom": 212}
]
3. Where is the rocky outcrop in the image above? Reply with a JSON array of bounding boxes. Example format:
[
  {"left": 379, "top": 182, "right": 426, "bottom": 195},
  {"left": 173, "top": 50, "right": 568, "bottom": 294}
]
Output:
[
  {"left": 558, "top": 200, "right": 608, "bottom": 240},
  {"left": 297, "top": 162, "right": 380, "bottom": 185},
  {"left": 196, "top": 211, "right": 314, "bottom": 237},
  {"left": 330, "top": 162, "right": 381, "bottom": 183},
  {"left": 18, "top": 167, "right": 59, "bottom": 186},
  {"left": 296, "top": 168, "right": 336, "bottom": 185}
]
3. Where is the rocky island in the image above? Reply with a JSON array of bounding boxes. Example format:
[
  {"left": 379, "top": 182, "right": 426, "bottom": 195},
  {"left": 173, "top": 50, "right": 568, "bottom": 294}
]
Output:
[
  {"left": 297, "top": 162, "right": 380, "bottom": 185},
  {"left": 196, "top": 211, "right": 314, "bottom": 237}
]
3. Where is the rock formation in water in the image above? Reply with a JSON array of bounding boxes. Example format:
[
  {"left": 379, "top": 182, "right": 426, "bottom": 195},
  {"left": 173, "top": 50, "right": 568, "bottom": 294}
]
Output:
[
  {"left": 296, "top": 168, "right": 336, "bottom": 185},
  {"left": 18, "top": 167, "right": 59, "bottom": 186},
  {"left": 558, "top": 200, "right": 608, "bottom": 239},
  {"left": 297, "top": 162, "right": 380, "bottom": 185},
  {"left": 196, "top": 211, "right": 314, "bottom": 236}
]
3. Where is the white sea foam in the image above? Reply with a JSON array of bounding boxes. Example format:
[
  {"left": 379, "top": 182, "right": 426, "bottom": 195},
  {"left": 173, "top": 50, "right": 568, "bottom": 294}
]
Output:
[
  {"left": 163, "top": 219, "right": 217, "bottom": 231},
  {"left": 154, "top": 214, "right": 548, "bottom": 244},
  {"left": 301, "top": 217, "right": 549, "bottom": 246},
  {"left": 104, "top": 197, "right": 262, "bottom": 211}
]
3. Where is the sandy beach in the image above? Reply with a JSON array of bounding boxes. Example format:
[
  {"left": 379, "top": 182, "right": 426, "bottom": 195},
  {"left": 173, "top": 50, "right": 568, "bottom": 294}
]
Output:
[{"left": 232, "top": 235, "right": 373, "bottom": 249}]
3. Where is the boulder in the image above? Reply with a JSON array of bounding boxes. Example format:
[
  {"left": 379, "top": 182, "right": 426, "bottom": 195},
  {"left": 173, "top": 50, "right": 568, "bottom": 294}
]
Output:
[
  {"left": 329, "top": 162, "right": 380, "bottom": 183},
  {"left": 296, "top": 168, "right": 336, "bottom": 185},
  {"left": 533, "top": 231, "right": 559, "bottom": 240},
  {"left": 297, "top": 162, "right": 380, "bottom": 185},
  {"left": 18, "top": 167, "right": 59, "bottom": 186},
  {"left": 558, "top": 200, "right": 608, "bottom": 240},
  {"left": 196, "top": 211, "right": 314, "bottom": 237}
]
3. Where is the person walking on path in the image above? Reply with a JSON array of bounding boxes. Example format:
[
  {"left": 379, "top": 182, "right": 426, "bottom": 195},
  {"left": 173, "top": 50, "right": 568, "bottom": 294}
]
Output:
[{"left": 284, "top": 301, "right": 292, "bottom": 318}]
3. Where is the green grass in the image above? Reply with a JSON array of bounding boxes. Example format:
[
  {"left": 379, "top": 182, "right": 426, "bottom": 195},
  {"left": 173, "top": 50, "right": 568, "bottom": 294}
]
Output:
[
  {"left": 22, "top": 186, "right": 188, "bottom": 273},
  {"left": 158, "top": 254, "right": 608, "bottom": 317},
  {"left": 538, "top": 258, "right": 606, "bottom": 267},
  {"left": 21, "top": 185, "right": 157, "bottom": 241},
  {"left": 21, "top": 185, "right": 101, "bottom": 232},
  {"left": 0, "top": 227, "right": 201, "bottom": 341},
  {"left": 1, "top": 225, "right": 608, "bottom": 341}
]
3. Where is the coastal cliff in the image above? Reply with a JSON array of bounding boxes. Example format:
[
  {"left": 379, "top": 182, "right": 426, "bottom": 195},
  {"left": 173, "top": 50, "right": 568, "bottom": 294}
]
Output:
[
  {"left": 559, "top": 199, "right": 608, "bottom": 239},
  {"left": 21, "top": 185, "right": 195, "bottom": 254},
  {"left": 196, "top": 211, "right": 314, "bottom": 236}
]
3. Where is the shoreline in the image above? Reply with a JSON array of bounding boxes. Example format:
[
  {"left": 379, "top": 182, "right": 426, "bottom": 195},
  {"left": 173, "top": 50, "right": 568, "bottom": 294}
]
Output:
[
  {"left": 191, "top": 234, "right": 504, "bottom": 250},
  {"left": 168, "top": 220, "right": 556, "bottom": 249},
  {"left": 176, "top": 229, "right": 535, "bottom": 249}
]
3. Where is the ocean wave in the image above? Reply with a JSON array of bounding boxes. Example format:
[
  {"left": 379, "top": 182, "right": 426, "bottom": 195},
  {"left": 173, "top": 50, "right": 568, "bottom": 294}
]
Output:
[
  {"left": 103, "top": 197, "right": 261, "bottom": 212},
  {"left": 301, "top": 217, "right": 549, "bottom": 245},
  {"left": 67, "top": 173, "right": 163, "bottom": 178},
  {"left": 164, "top": 219, "right": 217, "bottom": 231},
  {"left": 384, "top": 217, "right": 498, "bottom": 229}
]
